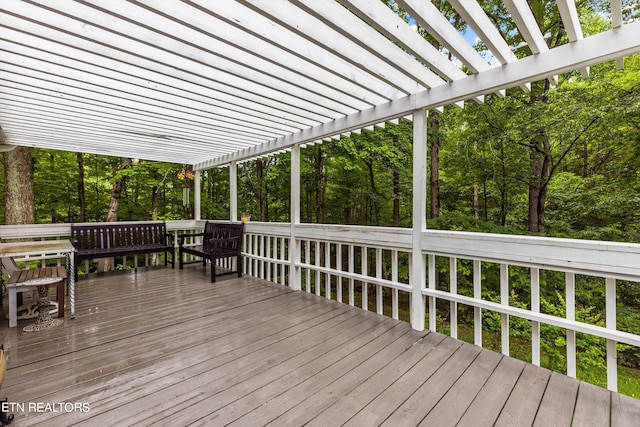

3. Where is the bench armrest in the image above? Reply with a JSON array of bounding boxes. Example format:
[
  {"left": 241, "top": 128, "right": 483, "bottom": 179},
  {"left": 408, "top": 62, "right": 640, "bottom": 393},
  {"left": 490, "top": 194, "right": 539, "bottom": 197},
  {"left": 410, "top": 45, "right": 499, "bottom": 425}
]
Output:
[
  {"left": 165, "top": 232, "right": 175, "bottom": 246},
  {"left": 178, "top": 232, "right": 205, "bottom": 246}
]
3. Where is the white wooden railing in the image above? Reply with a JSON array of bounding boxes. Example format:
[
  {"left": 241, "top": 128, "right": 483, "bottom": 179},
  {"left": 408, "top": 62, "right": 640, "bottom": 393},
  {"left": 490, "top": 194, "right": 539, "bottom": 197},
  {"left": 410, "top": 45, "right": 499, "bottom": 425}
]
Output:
[{"left": 2, "top": 220, "right": 640, "bottom": 393}]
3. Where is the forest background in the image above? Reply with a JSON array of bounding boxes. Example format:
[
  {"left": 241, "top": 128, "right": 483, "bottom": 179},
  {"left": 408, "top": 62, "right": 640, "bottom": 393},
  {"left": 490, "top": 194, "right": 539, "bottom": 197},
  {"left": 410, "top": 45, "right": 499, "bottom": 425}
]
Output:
[{"left": 2, "top": 0, "right": 640, "bottom": 397}]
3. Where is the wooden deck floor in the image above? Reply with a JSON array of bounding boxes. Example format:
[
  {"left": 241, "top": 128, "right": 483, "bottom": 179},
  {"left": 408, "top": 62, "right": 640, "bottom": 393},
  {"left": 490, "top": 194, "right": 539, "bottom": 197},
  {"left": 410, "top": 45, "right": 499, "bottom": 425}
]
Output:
[{"left": 1, "top": 266, "right": 639, "bottom": 426}]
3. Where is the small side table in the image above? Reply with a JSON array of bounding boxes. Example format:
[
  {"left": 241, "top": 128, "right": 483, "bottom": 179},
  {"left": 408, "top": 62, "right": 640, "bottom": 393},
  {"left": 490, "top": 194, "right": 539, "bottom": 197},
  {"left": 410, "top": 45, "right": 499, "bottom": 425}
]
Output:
[
  {"left": 0, "top": 240, "right": 76, "bottom": 324},
  {"left": 21, "top": 277, "right": 65, "bottom": 332}
]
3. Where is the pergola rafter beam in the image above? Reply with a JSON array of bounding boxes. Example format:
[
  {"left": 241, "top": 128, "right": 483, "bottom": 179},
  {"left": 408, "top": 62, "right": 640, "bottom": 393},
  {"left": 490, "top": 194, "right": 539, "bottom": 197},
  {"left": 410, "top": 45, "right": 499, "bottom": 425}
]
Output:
[{"left": 556, "top": 0, "right": 589, "bottom": 77}]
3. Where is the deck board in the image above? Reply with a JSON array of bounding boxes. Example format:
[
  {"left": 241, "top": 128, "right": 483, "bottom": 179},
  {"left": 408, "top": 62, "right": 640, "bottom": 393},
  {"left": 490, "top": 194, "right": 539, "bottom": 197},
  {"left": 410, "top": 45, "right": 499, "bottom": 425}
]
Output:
[{"left": 1, "top": 266, "right": 639, "bottom": 426}]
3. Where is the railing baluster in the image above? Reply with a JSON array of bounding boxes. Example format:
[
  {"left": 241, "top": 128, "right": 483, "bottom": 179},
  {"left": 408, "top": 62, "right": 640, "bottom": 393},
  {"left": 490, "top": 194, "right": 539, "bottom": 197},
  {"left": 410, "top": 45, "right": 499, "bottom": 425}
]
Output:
[
  {"left": 325, "top": 241, "right": 331, "bottom": 299},
  {"left": 280, "top": 236, "right": 284, "bottom": 284},
  {"left": 606, "top": 277, "right": 617, "bottom": 392},
  {"left": 305, "top": 240, "right": 311, "bottom": 293},
  {"left": 349, "top": 244, "right": 355, "bottom": 306},
  {"left": 336, "top": 243, "right": 343, "bottom": 303},
  {"left": 362, "top": 246, "right": 368, "bottom": 311},
  {"left": 450, "top": 257, "right": 457, "bottom": 339},
  {"left": 376, "top": 248, "right": 383, "bottom": 315},
  {"left": 501, "top": 263, "right": 509, "bottom": 356},
  {"left": 531, "top": 267, "right": 540, "bottom": 366},
  {"left": 265, "top": 236, "right": 270, "bottom": 281},
  {"left": 246, "top": 234, "right": 252, "bottom": 276},
  {"left": 473, "top": 260, "right": 482, "bottom": 347},
  {"left": 428, "top": 254, "right": 436, "bottom": 331},
  {"left": 392, "top": 250, "right": 399, "bottom": 320},
  {"left": 566, "top": 272, "right": 576, "bottom": 378},
  {"left": 315, "top": 241, "right": 321, "bottom": 296},
  {"left": 259, "top": 235, "right": 265, "bottom": 279}
]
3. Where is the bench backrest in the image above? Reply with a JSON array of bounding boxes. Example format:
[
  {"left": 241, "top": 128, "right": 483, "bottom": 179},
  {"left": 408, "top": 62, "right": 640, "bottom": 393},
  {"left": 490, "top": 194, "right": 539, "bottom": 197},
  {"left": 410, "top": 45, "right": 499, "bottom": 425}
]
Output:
[
  {"left": 71, "top": 222, "right": 168, "bottom": 250},
  {"left": 203, "top": 222, "right": 244, "bottom": 252}
]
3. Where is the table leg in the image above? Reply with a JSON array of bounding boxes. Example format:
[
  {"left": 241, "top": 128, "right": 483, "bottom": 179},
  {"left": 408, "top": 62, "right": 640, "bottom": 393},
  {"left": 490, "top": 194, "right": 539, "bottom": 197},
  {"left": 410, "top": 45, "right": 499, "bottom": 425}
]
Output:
[
  {"left": 36, "top": 285, "right": 51, "bottom": 323},
  {"left": 23, "top": 284, "right": 64, "bottom": 332}
]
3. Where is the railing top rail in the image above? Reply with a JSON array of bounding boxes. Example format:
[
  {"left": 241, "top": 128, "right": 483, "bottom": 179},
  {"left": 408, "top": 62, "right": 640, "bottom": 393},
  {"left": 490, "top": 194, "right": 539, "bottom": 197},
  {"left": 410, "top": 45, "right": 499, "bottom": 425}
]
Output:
[{"left": 3, "top": 220, "right": 640, "bottom": 281}]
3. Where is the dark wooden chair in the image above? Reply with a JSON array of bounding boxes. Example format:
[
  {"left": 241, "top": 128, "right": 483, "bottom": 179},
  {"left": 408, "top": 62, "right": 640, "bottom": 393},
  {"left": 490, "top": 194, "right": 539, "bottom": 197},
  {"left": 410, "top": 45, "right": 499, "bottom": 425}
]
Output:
[{"left": 178, "top": 222, "right": 244, "bottom": 282}]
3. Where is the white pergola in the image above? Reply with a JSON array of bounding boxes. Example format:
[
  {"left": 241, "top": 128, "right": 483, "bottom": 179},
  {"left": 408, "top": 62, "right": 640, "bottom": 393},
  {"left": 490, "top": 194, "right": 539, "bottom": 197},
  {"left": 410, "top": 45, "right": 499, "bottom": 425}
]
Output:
[{"left": 1, "top": 0, "right": 639, "bottom": 167}]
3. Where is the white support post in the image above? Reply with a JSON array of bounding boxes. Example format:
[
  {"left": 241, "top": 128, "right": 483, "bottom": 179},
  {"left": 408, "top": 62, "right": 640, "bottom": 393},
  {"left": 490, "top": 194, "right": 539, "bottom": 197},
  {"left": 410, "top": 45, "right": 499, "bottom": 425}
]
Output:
[
  {"left": 230, "top": 161, "right": 238, "bottom": 222},
  {"left": 531, "top": 267, "right": 540, "bottom": 366},
  {"left": 289, "top": 145, "right": 301, "bottom": 291},
  {"left": 194, "top": 170, "right": 201, "bottom": 220},
  {"left": 606, "top": 277, "right": 617, "bottom": 391},
  {"left": 410, "top": 108, "right": 427, "bottom": 331}
]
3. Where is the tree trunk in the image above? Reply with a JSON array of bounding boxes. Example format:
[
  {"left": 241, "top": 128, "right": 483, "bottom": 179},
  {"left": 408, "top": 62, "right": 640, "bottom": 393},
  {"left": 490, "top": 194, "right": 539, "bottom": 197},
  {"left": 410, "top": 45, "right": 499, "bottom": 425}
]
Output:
[
  {"left": 393, "top": 134, "right": 400, "bottom": 227},
  {"left": 106, "top": 157, "right": 132, "bottom": 222},
  {"left": 429, "top": 117, "right": 440, "bottom": 219},
  {"left": 315, "top": 146, "right": 325, "bottom": 223},
  {"left": 3, "top": 146, "right": 35, "bottom": 225},
  {"left": 528, "top": 130, "right": 550, "bottom": 233},
  {"left": 77, "top": 152, "right": 86, "bottom": 222},
  {"left": 527, "top": 80, "right": 552, "bottom": 234},
  {"left": 256, "top": 159, "right": 268, "bottom": 221},
  {"left": 104, "top": 157, "right": 132, "bottom": 271},
  {"left": 473, "top": 183, "right": 480, "bottom": 224},
  {"left": 365, "top": 158, "right": 380, "bottom": 225},
  {"left": 499, "top": 141, "right": 508, "bottom": 227}
]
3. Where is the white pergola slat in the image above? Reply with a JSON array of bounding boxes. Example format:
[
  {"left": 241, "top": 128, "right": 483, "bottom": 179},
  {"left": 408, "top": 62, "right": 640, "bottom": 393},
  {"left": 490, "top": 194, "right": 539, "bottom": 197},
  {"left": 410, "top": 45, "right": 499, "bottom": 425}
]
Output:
[
  {"left": 396, "top": 0, "right": 491, "bottom": 74},
  {"left": 1, "top": 0, "right": 638, "bottom": 169}
]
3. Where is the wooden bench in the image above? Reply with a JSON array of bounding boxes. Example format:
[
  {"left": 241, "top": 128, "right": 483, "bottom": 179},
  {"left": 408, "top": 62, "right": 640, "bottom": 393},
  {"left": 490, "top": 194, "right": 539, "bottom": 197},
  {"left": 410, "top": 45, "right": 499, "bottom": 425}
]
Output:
[
  {"left": 71, "top": 221, "right": 174, "bottom": 279},
  {"left": 178, "top": 222, "right": 244, "bottom": 282}
]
